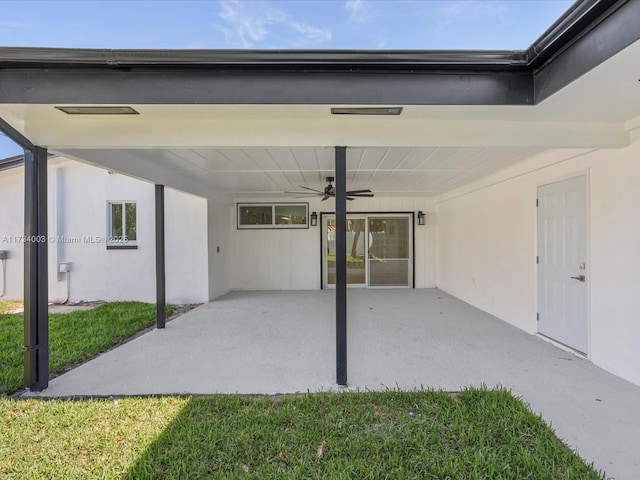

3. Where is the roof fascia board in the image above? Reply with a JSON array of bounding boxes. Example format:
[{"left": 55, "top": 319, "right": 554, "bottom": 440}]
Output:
[
  {"left": 0, "top": 69, "right": 533, "bottom": 105},
  {"left": 0, "top": 154, "right": 25, "bottom": 171},
  {"left": 533, "top": 0, "right": 640, "bottom": 102},
  {"left": 0, "top": 152, "right": 59, "bottom": 171},
  {"left": 526, "top": 0, "right": 620, "bottom": 68}
]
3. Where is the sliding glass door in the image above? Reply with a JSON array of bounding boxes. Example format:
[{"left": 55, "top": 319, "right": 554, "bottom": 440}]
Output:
[
  {"left": 367, "top": 216, "right": 411, "bottom": 287},
  {"left": 323, "top": 213, "right": 412, "bottom": 288}
]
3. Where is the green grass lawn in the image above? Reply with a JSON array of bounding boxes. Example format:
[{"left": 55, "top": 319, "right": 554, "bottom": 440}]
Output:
[
  {"left": 0, "top": 302, "right": 172, "bottom": 395},
  {"left": 0, "top": 389, "right": 604, "bottom": 479}
]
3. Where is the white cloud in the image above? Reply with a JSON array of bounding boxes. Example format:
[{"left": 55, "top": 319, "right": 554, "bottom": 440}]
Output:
[
  {"left": 290, "top": 21, "right": 332, "bottom": 44},
  {"left": 218, "top": 0, "right": 331, "bottom": 48},
  {"left": 218, "top": 0, "right": 285, "bottom": 47},
  {"left": 344, "top": 0, "right": 375, "bottom": 23},
  {"left": 434, "top": 0, "right": 509, "bottom": 29}
]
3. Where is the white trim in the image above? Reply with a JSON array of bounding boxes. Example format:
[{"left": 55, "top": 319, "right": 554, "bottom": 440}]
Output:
[
  {"left": 536, "top": 333, "right": 588, "bottom": 359},
  {"left": 106, "top": 200, "right": 138, "bottom": 247}
]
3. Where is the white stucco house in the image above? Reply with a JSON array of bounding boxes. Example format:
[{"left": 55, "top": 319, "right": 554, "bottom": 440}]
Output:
[
  {"left": 1, "top": 0, "right": 639, "bottom": 392},
  {"left": 0, "top": 155, "right": 213, "bottom": 304}
]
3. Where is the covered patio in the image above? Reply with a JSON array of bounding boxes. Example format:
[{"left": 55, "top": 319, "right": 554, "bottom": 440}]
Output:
[
  {"left": 1, "top": 4, "right": 640, "bottom": 477},
  {"left": 2, "top": 0, "right": 640, "bottom": 393},
  {"left": 39, "top": 289, "right": 640, "bottom": 478}
]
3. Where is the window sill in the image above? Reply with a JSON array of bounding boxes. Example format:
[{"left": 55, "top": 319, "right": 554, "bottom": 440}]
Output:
[{"left": 107, "top": 244, "right": 138, "bottom": 250}]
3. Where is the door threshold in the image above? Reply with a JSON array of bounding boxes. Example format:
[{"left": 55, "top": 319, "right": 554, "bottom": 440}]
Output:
[{"left": 537, "top": 333, "right": 588, "bottom": 358}]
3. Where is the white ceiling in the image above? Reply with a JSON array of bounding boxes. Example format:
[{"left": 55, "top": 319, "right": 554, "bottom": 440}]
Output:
[
  {"left": 57, "top": 146, "right": 546, "bottom": 197},
  {"left": 3, "top": 39, "right": 640, "bottom": 199}
]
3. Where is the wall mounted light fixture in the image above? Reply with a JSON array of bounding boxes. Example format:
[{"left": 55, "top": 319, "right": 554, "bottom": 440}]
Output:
[
  {"left": 310, "top": 211, "right": 318, "bottom": 226},
  {"left": 417, "top": 211, "right": 426, "bottom": 226}
]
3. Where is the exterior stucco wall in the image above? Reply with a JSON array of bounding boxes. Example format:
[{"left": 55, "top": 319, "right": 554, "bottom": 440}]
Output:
[
  {"left": 436, "top": 130, "right": 640, "bottom": 386},
  {"left": 231, "top": 195, "right": 436, "bottom": 291},
  {"left": 0, "top": 159, "right": 209, "bottom": 304},
  {"left": 0, "top": 168, "right": 24, "bottom": 300},
  {"left": 164, "top": 188, "right": 209, "bottom": 304}
]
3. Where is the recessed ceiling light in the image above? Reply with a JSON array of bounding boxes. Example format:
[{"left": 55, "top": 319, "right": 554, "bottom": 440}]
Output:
[
  {"left": 331, "top": 107, "right": 403, "bottom": 116},
  {"left": 55, "top": 106, "right": 139, "bottom": 115}
]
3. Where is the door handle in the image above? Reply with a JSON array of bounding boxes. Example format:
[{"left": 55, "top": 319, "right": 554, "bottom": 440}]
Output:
[{"left": 571, "top": 275, "right": 586, "bottom": 282}]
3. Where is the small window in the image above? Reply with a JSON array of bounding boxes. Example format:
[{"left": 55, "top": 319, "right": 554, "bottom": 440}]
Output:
[
  {"left": 238, "top": 203, "right": 308, "bottom": 229},
  {"left": 239, "top": 205, "right": 272, "bottom": 226},
  {"left": 275, "top": 204, "right": 307, "bottom": 225},
  {"left": 107, "top": 201, "right": 137, "bottom": 248}
]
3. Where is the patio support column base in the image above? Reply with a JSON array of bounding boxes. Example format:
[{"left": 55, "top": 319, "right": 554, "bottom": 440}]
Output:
[
  {"left": 335, "top": 146, "right": 347, "bottom": 386},
  {"left": 155, "top": 184, "right": 166, "bottom": 329}
]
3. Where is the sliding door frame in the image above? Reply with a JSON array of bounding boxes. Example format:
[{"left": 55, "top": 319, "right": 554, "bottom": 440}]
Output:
[{"left": 320, "top": 211, "right": 415, "bottom": 289}]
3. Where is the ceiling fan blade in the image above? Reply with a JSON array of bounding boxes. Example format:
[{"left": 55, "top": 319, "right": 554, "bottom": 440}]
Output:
[
  {"left": 321, "top": 195, "right": 330, "bottom": 201},
  {"left": 284, "top": 191, "right": 322, "bottom": 196},
  {"left": 347, "top": 197, "right": 355, "bottom": 201},
  {"left": 299, "top": 185, "right": 324, "bottom": 193},
  {"left": 350, "top": 192, "right": 375, "bottom": 197},
  {"left": 346, "top": 189, "right": 372, "bottom": 195}
]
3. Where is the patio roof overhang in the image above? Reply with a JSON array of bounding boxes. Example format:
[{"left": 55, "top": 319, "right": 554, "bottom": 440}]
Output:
[
  {"left": 0, "top": 0, "right": 639, "bottom": 199},
  {"left": 0, "top": 0, "right": 636, "bottom": 105}
]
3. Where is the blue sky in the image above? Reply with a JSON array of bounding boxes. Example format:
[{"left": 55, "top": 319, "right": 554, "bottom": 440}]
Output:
[{"left": 0, "top": 0, "right": 573, "bottom": 157}]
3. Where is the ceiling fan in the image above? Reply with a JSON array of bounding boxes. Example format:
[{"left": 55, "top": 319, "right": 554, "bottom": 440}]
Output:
[{"left": 285, "top": 177, "right": 374, "bottom": 201}]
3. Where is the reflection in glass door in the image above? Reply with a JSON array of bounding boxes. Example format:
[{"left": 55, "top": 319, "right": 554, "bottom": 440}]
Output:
[
  {"left": 367, "top": 216, "right": 411, "bottom": 287},
  {"left": 325, "top": 217, "right": 366, "bottom": 286},
  {"left": 323, "top": 214, "right": 412, "bottom": 288}
]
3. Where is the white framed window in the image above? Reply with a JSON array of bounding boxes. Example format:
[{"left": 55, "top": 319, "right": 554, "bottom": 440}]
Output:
[
  {"left": 107, "top": 201, "right": 137, "bottom": 249},
  {"left": 237, "top": 203, "right": 308, "bottom": 229}
]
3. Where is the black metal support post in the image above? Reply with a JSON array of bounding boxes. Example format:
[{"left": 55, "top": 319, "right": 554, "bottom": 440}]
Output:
[
  {"left": 335, "top": 146, "right": 348, "bottom": 386},
  {"left": 155, "top": 184, "right": 166, "bottom": 329},
  {"left": 23, "top": 146, "right": 48, "bottom": 391}
]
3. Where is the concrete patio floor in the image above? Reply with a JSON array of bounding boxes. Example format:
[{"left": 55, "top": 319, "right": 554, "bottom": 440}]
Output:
[{"left": 38, "top": 289, "right": 639, "bottom": 479}]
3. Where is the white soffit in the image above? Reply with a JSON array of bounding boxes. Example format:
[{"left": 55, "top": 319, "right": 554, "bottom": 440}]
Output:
[{"left": 57, "top": 146, "right": 547, "bottom": 199}]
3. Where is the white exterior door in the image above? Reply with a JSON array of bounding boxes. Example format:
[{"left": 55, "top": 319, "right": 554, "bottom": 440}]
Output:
[{"left": 537, "top": 175, "right": 588, "bottom": 353}]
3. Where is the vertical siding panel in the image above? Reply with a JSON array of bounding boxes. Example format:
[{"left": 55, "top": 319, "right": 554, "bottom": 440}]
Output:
[
  {"left": 255, "top": 232, "right": 268, "bottom": 290},
  {"left": 391, "top": 196, "right": 403, "bottom": 211},
  {"left": 414, "top": 197, "right": 426, "bottom": 288},
  {"left": 424, "top": 197, "right": 437, "bottom": 287},
  {"left": 279, "top": 231, "right": 292, "bottom": 290},
  {"left": 273, "top": 231, "right": 282, "bottom": 290},
  {"left": 401, "top": 197, "right": 415, "bottom": 212}
]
